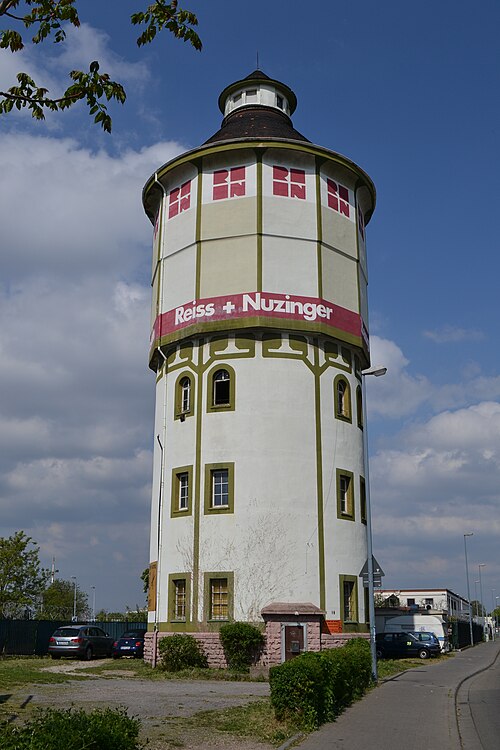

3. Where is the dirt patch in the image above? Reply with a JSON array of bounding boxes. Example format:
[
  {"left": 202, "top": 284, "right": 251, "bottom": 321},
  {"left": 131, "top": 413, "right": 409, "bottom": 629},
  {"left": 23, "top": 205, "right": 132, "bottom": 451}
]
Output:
[{"left": 5, "top": 664, "right": 274, "bottom": 750}]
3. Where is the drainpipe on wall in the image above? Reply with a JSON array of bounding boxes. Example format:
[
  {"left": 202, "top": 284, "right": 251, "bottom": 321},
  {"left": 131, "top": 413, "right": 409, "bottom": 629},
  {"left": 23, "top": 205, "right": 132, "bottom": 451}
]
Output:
[{"left": 152, "top": 171, "right": 168, "bottom": 669}]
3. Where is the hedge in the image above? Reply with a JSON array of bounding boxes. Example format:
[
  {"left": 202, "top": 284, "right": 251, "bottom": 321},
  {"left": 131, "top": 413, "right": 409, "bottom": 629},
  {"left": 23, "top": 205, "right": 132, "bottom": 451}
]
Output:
[
  {"left": 219, "top": 621, "right": 264, "bottom": 671},
  {"left": 269, "top": 638, "right": 372, "bottom": 730},
  {"left": 157, "top": 633, "right": 208, "bottom": 671},
  {"left": 0, "top": 707, "right": 141, "bottom": 750}
]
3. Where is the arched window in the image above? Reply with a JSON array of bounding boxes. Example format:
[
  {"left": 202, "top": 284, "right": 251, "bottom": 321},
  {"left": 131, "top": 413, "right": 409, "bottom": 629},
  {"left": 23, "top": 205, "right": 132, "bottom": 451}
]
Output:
[
  {"left": 334, "top": 376, "right": 351, "bottom": 422},
  {"left": 213, "top": 369, "right": 230, "bottom": 406},
  {"left": 175, "top": 372, "right": 194, "bottom": 420},
  {"left": 207, "top": 364, "right": 235, "bottom": 412},
  {"left": 180, "top": 377, "right": 191, "bottom": 413}
]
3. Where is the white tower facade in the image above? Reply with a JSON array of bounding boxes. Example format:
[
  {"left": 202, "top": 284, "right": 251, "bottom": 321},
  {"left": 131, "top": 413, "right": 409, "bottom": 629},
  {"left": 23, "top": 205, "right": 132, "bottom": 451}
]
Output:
[{"left": 143, "top": 71, "right": 376, "bottom": 635}]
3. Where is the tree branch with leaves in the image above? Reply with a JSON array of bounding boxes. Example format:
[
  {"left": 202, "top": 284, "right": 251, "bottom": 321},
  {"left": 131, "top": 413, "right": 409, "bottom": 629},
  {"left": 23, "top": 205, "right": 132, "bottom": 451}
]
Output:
[{"left": 0, "top": 0, "right": 201, "bottom": 131}]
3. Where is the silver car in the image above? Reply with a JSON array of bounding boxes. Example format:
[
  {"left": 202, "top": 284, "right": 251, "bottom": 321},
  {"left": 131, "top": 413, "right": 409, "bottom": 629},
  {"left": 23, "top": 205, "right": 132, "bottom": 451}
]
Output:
[{"left": 48, "top": 625, "right": 114, "bottom": 660}]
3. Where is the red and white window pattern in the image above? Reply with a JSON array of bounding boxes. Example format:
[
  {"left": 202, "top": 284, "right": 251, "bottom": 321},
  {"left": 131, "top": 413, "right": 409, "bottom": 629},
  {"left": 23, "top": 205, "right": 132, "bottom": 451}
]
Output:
[
  {"left": 213, "top": 167, "right": 246, "bottom": 200},
  {"left": 272, "top": 166, "right": 306, "bottom": 199},
  {"left": 168, "top": 180, "right": 191, "bottom": 219},
  {"left": 327, "top": 179, "right": 350, "bottom": 218}
]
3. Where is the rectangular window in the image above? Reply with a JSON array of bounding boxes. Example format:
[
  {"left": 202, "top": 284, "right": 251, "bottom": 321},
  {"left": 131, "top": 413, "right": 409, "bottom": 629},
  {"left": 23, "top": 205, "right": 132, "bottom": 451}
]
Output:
[
  {"left": 204, "top": 463, "right": 234, "bottom": 515},
  {"left": 360, "top": 477, "right": 366, "bottom": 524},
  {"left": 210, "top": 578, "right": 228, "bottom": 620},
  {"left": 425, "top": 598, "right": 434, "bottom": 606},
  {"left": 212, "top": 469, "right": 229, "bottom": 507},
  {"left": 168, "top": 573, "right": 190, "bottom": 623},
  {"left": 272, "top": 166, "right": 306, "bottom": 199},
  {"left": 168, "top": 180, "right": 191, "bottom": 219},
  {"left": 213, "top": 167, "right": 246, "bottom": 201},
  {"left": 178, "top": 472, "right": 189, "bottom": 511},
  {"left": 407, "top": 598, "right": 415, "bottom": 606},
  {"left": 337, "top": 469, "right": 354, "bottom": 520},
  {"left": 343, "top": 580, "right": 356, "bottom": 622},
  {"left": 173, "top": 579, "right": 186, "bottom": 619},
  {"left": 327, "top": 178, "right": 350, "bottom": 217},
  {"left": 171, "top": 466, "right": 193, "bottom": 517},
  {"left": 340, "top": 475, "right": 350, "bottom": 514}
]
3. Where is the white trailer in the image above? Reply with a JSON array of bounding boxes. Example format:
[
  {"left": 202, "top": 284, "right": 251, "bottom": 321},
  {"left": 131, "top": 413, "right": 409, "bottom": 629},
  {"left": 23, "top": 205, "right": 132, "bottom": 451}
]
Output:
[{"left": 382, "top": 614, "right": 449, "bottom": 651}]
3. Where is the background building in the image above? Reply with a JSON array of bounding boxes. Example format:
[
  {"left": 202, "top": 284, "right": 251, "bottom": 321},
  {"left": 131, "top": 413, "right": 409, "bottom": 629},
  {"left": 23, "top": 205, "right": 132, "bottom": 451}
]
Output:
[{"left": 143, "top": 71, "right": 376, "bottom": 638}]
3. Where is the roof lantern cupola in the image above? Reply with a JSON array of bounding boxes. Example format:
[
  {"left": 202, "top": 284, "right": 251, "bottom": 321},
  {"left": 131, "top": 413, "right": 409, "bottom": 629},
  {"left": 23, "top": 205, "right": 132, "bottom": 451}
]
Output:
[
  {"left": 218, "top": 69, "right": 297, "bottom": 117},
  {"left": 205, "top": 69, "right": 308, "bottom": 145}
]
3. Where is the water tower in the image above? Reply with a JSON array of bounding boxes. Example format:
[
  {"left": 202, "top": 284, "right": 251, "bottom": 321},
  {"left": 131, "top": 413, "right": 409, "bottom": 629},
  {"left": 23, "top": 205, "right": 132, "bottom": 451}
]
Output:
[{"left": 142, "top": 70, "right": 375, "bottom": 639}]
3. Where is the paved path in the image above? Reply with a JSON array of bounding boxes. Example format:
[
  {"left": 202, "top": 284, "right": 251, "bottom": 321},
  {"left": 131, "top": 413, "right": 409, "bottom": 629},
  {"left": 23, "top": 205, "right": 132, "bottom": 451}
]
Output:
[{"left": 297, "top": 641, "right": 500, "bottom": 750}]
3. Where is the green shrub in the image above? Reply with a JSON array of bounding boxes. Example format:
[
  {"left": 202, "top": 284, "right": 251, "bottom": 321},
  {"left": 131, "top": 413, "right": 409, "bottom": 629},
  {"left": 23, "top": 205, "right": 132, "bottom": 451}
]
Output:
[
  {"left": 219, "top": 622, "right": 264, "bottom": 672},
  {"left": 269, "top": 638, "right": 371, "bottom": 731},
  {"left": 0, "top": 707, "right": 141, "bottom": 750},
  {"left": 157, "top": 633, "right": 208, "bottom": 672},
  {"left": 269, "top": 652, "right": 326, "bottom": 730}
]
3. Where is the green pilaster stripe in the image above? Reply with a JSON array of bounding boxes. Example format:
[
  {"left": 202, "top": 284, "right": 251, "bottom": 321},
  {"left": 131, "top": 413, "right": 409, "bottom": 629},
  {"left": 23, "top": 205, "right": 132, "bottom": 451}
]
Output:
[
  {"left": 195, "top": 160, "right": 203, "bottom": 299},
  {"left": 256, "top": 150, "right": 263, "bottom": 292},
  {"left": 315, "top": 157, "right": 324, "bottom": 299},
  {"left": 313, "top": 341, "right": 326, "bottom": 610},
  {"left": 192, "top": 342, "right": 204, "bottom": 622}
]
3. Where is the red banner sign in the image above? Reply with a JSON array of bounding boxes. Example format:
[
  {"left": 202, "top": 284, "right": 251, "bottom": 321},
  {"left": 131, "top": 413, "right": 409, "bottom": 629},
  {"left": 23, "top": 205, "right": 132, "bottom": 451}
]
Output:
[{"left": 152, "top": 291, "right": 365, "bottom": 344}]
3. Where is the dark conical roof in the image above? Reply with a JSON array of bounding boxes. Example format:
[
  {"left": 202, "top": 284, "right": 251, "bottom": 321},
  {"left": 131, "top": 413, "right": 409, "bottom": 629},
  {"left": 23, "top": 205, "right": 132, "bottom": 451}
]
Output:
[
  {"left": 204, "top": 106, "right": 310, "bottom": 144},
  {"left": 205, "top": 70, "right": 308, "bottom": 145}
]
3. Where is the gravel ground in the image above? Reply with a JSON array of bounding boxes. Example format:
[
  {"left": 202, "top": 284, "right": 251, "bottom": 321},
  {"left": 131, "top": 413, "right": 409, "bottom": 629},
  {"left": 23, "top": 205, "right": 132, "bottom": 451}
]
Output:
[{"left": 6, "top": 660, "right": 274, "bottom": 750}]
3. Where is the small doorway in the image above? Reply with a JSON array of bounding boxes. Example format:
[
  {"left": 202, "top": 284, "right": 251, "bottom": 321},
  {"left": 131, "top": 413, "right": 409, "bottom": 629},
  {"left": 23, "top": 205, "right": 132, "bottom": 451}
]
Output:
[{"left": 283, "top": 625, "right": 304, "bottom": 661}]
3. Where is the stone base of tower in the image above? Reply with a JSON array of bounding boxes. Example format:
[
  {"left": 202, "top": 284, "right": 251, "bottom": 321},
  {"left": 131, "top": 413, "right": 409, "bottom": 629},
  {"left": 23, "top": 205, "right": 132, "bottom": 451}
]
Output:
[{"left": 144, "top": 602, "right": 368, "bottom": 668}]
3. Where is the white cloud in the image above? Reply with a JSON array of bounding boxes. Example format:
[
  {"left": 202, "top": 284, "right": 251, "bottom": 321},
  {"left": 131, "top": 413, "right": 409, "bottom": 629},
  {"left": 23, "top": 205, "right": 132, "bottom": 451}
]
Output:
[
  {"left": 0, "top": 134, "right": 183, "bottom": 280},
  {"left": 370, "top": 400, "right": 500, "bottom": 593},
  {"left": 0, "top": 132, "right": 184, "bottom": 609},
  {"left": 0, "top": 22, "right": 149, "bottom": 98},
  {"left": 423, "top": 325, "right": 485, "bottom": 343},
  {"left": 53, "top": 23, "right": 150, "bottom": 85},
  {"left": 366, "top": 335, "right": 431, "bottom": 417}
]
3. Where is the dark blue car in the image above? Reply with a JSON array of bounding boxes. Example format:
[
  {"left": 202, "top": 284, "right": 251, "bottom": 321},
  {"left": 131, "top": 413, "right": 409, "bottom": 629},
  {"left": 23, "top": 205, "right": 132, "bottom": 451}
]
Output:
[{"left": 112, "top": 629, "right": 147, "bottom": 659}]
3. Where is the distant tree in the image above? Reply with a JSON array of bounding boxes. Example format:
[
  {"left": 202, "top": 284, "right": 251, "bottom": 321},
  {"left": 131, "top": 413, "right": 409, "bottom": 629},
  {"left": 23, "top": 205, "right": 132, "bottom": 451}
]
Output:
[
  {"left": 0, "top": 531, "right": 50, "bottom": 618},
  {"left": 470, "top": 600, "right": 486, "bottom": 617},
  {"left": 96, "top": 610, "right": 126, "bottom": 622},
  {"left": 141, "top": 567, "right": 149, "bottom": 595},
  {"left": 39, "top": 578, "right": 89, "bottom": 620},
  {"left": 0, "top": 1, "right": 201, "bottom": 131}
]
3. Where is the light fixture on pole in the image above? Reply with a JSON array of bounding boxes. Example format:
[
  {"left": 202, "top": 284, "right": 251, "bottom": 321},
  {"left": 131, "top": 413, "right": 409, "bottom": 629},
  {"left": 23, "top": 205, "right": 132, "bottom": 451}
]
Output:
[
  {"left": 361, "top": 364, "right": 387, "bottom": 683},
  {"left": 463, "top": 533, "right": 474, "bottom": 646},
  {"left": 71, "top": 576, "right": 77, "bottom": 621},
  {"left": 478, "top": 564, "right": 486, "bottom": 632},
  {"left": 91, "top": 586, "right": 96, "bottom": 622}
]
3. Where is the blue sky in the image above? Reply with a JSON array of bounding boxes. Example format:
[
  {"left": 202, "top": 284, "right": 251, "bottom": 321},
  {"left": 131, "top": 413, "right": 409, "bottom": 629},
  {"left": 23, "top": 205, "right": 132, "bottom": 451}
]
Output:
[{"left": 1, "top": 1, "right": 499, "bottom": 614}]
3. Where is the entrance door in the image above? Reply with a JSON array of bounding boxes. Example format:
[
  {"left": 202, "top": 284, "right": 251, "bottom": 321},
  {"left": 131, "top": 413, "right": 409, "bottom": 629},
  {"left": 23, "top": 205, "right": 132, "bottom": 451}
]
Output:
[{"left": 284, "top": 625, "right": 304, "bottom": 661}]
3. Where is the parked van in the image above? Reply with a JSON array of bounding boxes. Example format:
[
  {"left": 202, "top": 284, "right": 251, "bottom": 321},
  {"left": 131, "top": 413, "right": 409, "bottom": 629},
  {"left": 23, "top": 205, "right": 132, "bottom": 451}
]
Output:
[{"left": 382, "top": 615, "right": 449, "bottom": 652}]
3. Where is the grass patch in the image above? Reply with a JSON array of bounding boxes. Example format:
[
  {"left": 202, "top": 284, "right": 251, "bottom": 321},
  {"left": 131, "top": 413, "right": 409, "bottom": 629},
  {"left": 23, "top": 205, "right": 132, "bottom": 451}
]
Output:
[
  {"left": 85, "top": 660, "right": 265, "bottom": 681},
  {"left": 162, "top": 699, "right": 298, "bottom": 747},
  {"left": 0, "top": 657, "right": 89, "bottom": 689}
]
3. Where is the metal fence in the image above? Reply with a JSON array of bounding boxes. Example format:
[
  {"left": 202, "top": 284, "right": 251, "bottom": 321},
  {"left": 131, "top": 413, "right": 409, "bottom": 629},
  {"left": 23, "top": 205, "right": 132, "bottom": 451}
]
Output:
[{"left": 0, "top": 619, "right": 147, "bottom": 656}]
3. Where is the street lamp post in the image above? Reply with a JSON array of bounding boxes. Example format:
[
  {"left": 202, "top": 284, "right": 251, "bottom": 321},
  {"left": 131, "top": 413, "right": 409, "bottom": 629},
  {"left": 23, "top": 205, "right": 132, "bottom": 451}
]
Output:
[
  {"left": 361, "top": 364, "right": 387, "bottom": 684},
  {"left": 71, "top": 576, "right": 77, "bottom": 621},
  {"left": 91, "top": 586, "right": 96, "bottom": 622},
  {"left": 478, "top": 564, "right": 486, "bottom": 635},
  {"left": 463, "top": 533, "right": 474, "bottom": 646}
]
